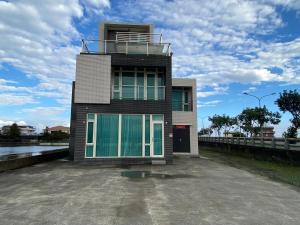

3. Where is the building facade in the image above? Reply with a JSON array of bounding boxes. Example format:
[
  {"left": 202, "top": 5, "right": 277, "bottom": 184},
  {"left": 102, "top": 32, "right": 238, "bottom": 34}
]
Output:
[
  {"left": 69, "top": 22, "right": 198, "bottom": 164},
  {"left": 48, "top": 126, "right": 70, "bottom": 134},
  {"left": 1, "top": 125, "right": 35, "bottom": 136}
]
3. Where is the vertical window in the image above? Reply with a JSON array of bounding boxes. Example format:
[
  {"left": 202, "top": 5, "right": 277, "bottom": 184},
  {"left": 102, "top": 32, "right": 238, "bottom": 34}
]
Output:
[
  {"left": 137, "top": 72, "right": 144, "bottom": 100},
  {"left": 86, "top": 113, "right": 95, "bottom": 157},
  {"left": 153, "top": 123, "right": 163, "bottom": 155},
  {"left": 145, "top": 115, "right": 150, "bottom": 156},
  {"left": 172, "top": 89, "right": 183, "bottom": 111},
  {"left": 87, "top": 122, "right": 94, "bottom": 143},
  {"left": 113, "top": 72, "right": 120, "bottom": 99},
  {"left": 147, "top": 74, "right": 155, "bottom": 100},
  {"left": 184, "top": 91, "right": 189, "bottom": 111},
  {"left": 121, "top": 115, "right": 143, "bottom": 156},
  {"left": 157, "top": 73, "right": 165, "bottom": 100},
  {"left": 122, "top": 72, "right": 135, "bottom": 99},
  {"left": 96, "top": 114, "right": 119, "bottom": 157}
]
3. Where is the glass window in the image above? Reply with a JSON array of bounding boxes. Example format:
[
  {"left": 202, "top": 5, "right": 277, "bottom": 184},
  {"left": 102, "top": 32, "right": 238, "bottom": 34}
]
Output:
[
  {"left": 137, "top": 72, "right": 144, "bottom": 100},
  {"left": 96, "top": 114, "right": 119, "bottom": 157},
  {"left": 122, "top": 72, "right": 135, "bottom": 99},
  {"left": 157, "top": 73, "right": 164, "bottom": 86},
  {"left": 121, "top": 115, "right": 143, "bottom": 156},
  {"left": 145, "top": 115, "right": 150, "bottom": 144},
  {"left": 172, "top": 89, "right": 183, "bottom": 111},
  {"left": 152, "top": 114, "right": 164, "bottom": 121},
  {"left": 86, "top": 145, "right": 93, "bottom": 157},
  {"left": 87, "top": 122, "right": 94, "bottom": 143},
  {"left": 153, "top": 123, "right": 163, "bottom": 155},
  {"left": 147, "top": 74, "right": 155, "bottom": 100},
  {"left": 145, "top": 145, "right": 150, "bottom": 156},
  {"left": 157, "top": 73, "right": 165, "bottom": 100},
  {"left": 114, "top": 72, "right": 119, "bottom": 86},
  {"left": 87, "top": 113, "right": 95, "bottom": 120}
]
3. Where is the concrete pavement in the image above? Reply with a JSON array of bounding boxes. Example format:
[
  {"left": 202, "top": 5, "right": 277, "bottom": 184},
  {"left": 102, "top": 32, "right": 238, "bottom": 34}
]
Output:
[{"left": 0, "top": 156, "right": 299, "bottom": 225}]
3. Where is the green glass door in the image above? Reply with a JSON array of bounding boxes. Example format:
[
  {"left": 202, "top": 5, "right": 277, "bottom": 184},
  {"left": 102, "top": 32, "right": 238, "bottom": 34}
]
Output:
[{"left": 153, "top": 123, "right": 163, "bottom": 156}]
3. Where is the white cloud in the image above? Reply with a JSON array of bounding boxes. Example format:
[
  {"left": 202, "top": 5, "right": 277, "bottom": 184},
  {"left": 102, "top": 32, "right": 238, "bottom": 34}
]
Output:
[
  {"left": 110, "top": 0, "right": 300, "bottom": 89},
  {"left": 0, "top": 94, "right": 37, "bottom": 105},
  {"left": 0, "top": 120, "right": 27, "bottom": 128},
  {"left": 22, "top": 107, "right": 66, "bottom": 116},
  {"left": 243, "top": 86, "right": 257, "bottom": 93},
  {"left": 0, "top": 0, "right": 109, "bottom": 108},
  {"left": 198, "top": 100, "right": 222, "bottom": 108}
]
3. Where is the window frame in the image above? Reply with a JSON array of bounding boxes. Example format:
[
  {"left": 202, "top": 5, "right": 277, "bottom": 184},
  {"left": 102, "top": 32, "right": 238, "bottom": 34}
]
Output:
[{"left": 84, "top": 113, "right": 164, "bottom": 158}]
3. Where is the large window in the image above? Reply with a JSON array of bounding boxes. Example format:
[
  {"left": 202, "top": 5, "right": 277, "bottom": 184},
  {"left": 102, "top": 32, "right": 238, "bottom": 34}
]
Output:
[
  {"left": 112, "top": 67, "right": 165, "bottom": 100},
  {"left": 172, "top": 88, "right": 191, "bottom": 111},
  {"left": 85, "top": 113, "right": 164, "bottom": 158},
  {"left": 121, "top": 115, "right": 143, "bottom": 156},
  {"left": 96, "top": 114, "right": 119, "bottom": 157}
]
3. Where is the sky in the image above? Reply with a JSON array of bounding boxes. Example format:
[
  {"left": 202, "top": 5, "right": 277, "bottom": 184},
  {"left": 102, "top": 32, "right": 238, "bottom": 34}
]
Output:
[{"left": 0, "top": 0, "right": 299, "bottom": 136}]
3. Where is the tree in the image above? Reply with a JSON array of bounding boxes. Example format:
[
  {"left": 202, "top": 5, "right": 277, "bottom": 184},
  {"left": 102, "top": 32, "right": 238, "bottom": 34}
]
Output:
[
  {"left": 198, "top": 128, "right": 213, "bottom": 136},
  {"left": 238, "top": 106, "right": 281, "bottom": 137},
  {"left": 276, "top": 90, "right": 300, "bottom": 138},
  {"left": 43, "top": 126, "right": 50, "bottom": 141},
  {"left": 9, "top": 123, "right": 20, "bottom": 139},
  {"left": 209, "top": 114, "right": 236, "bottom": 136}
]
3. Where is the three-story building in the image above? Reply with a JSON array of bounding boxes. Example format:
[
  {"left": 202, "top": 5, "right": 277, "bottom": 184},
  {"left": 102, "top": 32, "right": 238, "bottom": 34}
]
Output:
[{"left": 69, "top": 22, "right": 198, "bottom": 164}]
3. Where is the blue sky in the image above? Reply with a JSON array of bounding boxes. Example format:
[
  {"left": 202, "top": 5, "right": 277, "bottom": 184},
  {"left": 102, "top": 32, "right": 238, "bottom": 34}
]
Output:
[{"left": 0, "top": 0, "right": 299, "bottom": 136}]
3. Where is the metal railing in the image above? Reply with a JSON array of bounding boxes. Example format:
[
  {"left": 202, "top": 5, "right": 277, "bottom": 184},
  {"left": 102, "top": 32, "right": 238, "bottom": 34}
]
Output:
[
  {"left": 198, "top": 136, "right": 300, "bottom": 151},
  {"left": 81, "top": 39, "right": 171, "bottom": 56},
  {"left": 115, "top": 32, "right": 163, "bottom": 43},
  {"left": 113, "top": 85, "right": 165, "bottom": 100}
]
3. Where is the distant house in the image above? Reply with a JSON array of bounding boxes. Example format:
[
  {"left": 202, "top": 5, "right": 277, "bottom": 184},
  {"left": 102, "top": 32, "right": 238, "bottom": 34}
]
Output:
[
  {"left": 1, "top": 125, "right": 35, "bottom": 136},
  {"left": 257, "top": 127, "right": 275, "bottom": 138},
  {"left": 48, "top": 126, "right": 70, "bottom": 134}
]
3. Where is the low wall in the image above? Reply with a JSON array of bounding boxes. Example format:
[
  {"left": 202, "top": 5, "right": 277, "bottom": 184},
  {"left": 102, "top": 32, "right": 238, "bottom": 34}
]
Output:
[
  {"left": 199, "top": 141, "right": 300, "bottom": 165},
  {"left": 0, "top": 148, "right": 69, "bottom": 172}
]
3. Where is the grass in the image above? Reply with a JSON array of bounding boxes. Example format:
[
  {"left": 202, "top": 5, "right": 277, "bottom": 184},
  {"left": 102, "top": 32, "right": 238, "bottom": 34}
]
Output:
[{"left": 200, "top": 147, "right": 300, "bottom": 188}]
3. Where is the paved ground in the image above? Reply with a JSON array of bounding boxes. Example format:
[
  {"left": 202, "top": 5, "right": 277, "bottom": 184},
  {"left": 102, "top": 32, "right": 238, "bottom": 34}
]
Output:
[{"left": 0, "top": 156, "right": 300, "bottom": 225}]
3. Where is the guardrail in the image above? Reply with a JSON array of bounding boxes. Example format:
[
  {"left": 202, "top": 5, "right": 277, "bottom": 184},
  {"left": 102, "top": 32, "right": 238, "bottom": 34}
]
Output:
[{"left": 198, "top": 136, "right": 300, "bottom": 151}]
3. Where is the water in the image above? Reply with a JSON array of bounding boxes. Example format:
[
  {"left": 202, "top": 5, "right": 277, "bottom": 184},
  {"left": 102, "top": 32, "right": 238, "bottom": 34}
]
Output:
[
  {"left": 121, "top": 171, "right": 196, "bottom": 180},
  {"left": 0, "top": 146, "right": 68, "bottom": 157}
]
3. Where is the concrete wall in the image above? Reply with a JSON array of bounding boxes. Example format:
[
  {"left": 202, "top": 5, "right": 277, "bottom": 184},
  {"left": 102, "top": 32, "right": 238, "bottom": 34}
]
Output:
[
  {"left": 0, "top": 149, "right": 68, "bottom": 172},
  {"left": 172, "top": 78, "right": 198, "bottom": 155},
  {"left": 74, "top": 54, "right": 111, "bottom": 104}
]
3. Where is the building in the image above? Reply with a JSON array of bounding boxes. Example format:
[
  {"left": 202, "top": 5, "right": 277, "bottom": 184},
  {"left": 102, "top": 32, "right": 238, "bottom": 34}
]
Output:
[
  {"left": 257, "top": 127, "right": 275, "bottom": 138},
  {"left": 48, "top": 126, "right": 70, "bottom": 134},
  {"left": 1, "top": 125, "right": 35, "bottom": 136},
  {"left": 69, "top": 22, "right": 198, "bottom": 164}
]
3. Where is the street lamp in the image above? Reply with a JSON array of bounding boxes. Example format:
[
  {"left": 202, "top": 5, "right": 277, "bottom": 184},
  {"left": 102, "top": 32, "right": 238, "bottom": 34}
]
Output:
[
  {"left": 243, "top": 92, "right": 276, "bottom": 138},
  {"left": 243, "top": 92, "right": 276, "bottom": 108}
]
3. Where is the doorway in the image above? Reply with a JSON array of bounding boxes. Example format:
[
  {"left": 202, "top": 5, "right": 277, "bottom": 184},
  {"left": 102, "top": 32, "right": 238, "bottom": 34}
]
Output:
[{"left": 173, "top": 125, "right": 190, "bottom": 153}]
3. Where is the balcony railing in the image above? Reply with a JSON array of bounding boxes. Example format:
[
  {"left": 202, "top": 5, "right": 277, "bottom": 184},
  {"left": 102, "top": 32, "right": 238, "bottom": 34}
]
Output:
[
  {"left": 81, "top": 39, "right": 171, "bottom": 56},
  {"left": 113, "top": 85, "right": 165, "bottom": 100},
  {"left": 115, "top": 32, "right": 163, "bottom": 43}
]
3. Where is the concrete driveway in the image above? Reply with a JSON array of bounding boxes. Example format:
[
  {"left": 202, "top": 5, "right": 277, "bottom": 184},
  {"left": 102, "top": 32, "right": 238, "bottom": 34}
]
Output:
[{"left": 0, "top": 156, "right": 299, "bottom": 225}]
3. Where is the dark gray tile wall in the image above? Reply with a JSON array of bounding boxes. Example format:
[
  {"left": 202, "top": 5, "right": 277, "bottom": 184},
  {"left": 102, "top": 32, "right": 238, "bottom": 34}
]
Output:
[{"left": 70, "top": 54, "right": 173, "bottom": 164}]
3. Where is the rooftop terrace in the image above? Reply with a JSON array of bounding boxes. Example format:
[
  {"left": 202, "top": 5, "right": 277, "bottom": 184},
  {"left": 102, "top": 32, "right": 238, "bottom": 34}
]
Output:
[{"left": 81, "top": 32, "right": 171, "bottom": 56}]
